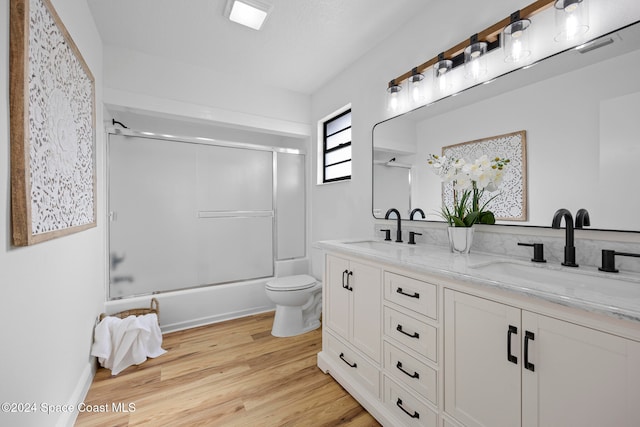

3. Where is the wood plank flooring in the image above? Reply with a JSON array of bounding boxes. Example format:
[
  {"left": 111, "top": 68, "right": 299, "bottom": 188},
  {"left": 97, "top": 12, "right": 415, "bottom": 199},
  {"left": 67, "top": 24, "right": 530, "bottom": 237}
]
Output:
[{"left": 75, "top": 312, "right": 380, "bottom": 427}]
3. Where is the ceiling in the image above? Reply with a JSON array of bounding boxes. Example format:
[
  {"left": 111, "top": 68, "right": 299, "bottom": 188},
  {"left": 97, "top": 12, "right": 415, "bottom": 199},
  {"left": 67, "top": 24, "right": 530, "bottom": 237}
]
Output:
[{"left": 87, "top": 0, "right": 432, "bottom": 95}]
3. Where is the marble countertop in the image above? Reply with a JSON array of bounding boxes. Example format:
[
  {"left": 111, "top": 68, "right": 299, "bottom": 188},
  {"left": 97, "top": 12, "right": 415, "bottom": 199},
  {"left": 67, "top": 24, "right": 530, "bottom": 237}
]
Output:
[{"left": 315, "top": 238, "right": 640, "bottom": 323}]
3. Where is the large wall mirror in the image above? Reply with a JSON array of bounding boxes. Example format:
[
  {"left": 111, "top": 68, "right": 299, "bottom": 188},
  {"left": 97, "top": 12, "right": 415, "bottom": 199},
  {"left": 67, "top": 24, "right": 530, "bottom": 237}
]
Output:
[{"left": 373, "top": 20, "right": 640, "bottom": 232}]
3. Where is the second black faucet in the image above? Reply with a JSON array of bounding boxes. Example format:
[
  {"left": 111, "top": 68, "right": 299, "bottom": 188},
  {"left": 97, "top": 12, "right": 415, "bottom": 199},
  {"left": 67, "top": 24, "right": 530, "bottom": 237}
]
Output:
[
  {"left": 551, "top": 208, "right": 578, "bottom": 267},
  {"left": 385, "top": 208, "right": 403, "bottom": 243}
]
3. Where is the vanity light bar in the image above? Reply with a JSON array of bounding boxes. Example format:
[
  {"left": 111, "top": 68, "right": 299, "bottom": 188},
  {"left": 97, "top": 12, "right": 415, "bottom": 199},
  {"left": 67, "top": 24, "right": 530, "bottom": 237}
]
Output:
[{"left": 387, "top": 0, "right": 557, "bottom": 87}]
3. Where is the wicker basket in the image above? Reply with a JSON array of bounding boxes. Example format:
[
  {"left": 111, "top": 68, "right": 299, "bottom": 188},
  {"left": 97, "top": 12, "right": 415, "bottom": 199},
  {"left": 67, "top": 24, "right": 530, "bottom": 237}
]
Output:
[{"left": 99, "top": 298, "right": 160, "bottom": 324}]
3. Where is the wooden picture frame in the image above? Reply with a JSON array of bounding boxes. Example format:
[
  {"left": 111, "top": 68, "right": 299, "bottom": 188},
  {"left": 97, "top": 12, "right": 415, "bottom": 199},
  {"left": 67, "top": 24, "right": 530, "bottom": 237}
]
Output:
[
  {"left": 10, "top": 0, "right": 96, "bottom": 246},
  {"left": 442, "top": 130, "right": 528, "bottom": 221}
]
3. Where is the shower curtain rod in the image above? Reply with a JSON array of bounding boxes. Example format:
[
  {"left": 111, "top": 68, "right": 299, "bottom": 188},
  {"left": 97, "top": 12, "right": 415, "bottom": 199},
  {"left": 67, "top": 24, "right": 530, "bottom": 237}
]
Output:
[{"left": 107, "top": 127, "right": 305, "bottom": 155}]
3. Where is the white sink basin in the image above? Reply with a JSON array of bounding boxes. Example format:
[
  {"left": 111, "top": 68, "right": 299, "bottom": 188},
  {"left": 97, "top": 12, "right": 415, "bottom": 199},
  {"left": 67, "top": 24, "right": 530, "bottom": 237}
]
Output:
[
  {"left": 344, "top": 240, "right": 404, "bottom": 251},
  {"left": 469, "top": 260, "right": 640, "bottom": 298}
]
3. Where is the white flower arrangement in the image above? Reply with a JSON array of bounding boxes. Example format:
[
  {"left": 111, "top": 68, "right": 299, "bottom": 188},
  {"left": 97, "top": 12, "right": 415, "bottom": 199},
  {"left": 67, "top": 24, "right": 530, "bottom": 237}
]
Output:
[{"left": 427, "top": 154, "right": 510, "bottom": 226}]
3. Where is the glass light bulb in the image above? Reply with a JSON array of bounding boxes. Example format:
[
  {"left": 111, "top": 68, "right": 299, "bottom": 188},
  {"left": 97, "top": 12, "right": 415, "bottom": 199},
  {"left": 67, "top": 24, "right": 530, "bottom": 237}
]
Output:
[
  {"left": 411, "top": 85, "right": 420, "bottom": 103},
  {"left": 565, "top": 3, "right": 579, "bottom": 12},
  {"left": 470, "top": 60, "right": 480, "bottom": 79},
  {"left": 512, "top": 39, "right": 523, "bottom": 61},
  {"left": 389, "top": 94, "right": 398, "bottom": 111},
  {"left": 438, "top": 74, "right": 448, "bottom": 92},
  {"left": 566, "top": 15, "right": 578, "bottom": 39}
]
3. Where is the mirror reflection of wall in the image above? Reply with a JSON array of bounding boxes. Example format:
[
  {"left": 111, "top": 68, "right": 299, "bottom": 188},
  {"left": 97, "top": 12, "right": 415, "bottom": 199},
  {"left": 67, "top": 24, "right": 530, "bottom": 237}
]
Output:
[
  {"left": 373, "top": 159, "right": 411, "bottom": 218},
  {"left": 373, "top": 22, "right": 640, "bottom": 232}
]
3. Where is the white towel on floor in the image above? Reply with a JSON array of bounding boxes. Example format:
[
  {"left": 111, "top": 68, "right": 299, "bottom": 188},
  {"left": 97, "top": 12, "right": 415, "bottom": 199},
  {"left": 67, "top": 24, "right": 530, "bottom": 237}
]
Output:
[{"left": 91, "top": 313, "right": 166, "bottom": 375}]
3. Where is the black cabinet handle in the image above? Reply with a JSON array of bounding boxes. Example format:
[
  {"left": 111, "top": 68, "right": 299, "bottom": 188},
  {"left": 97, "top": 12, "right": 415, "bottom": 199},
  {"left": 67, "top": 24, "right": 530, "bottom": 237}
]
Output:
[
  {"left": 396, "top": 324, "right": 420, "bottom": 339},
  {"left": 345, "top": 271, "right": 353, "bottom": 291},
  {"left": 396, "top": 361, "right": 419, "bottom": 379},
  {"left": 396, "top": 398, "right": 420, "bottom": 419},
  {"left": 507, "top": 325, "right": 518, "bottom": 364},
  {"left": 396, "top": 287, "right": 420, "bottom": 299},
  {"left": 524, "top": 331, "right": 535, "bottom": 372},
  {"left": 339, "top": 352, "right": 357, "bottom": 368},
  {"left": 341, "top": 270, "right": 353, "bottom": 291}
]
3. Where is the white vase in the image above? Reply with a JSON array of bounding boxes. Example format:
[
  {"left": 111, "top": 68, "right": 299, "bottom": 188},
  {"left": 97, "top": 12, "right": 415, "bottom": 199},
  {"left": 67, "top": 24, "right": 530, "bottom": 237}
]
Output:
[{"left": 447, "top": 227, "right": 474, "bottom": 254}]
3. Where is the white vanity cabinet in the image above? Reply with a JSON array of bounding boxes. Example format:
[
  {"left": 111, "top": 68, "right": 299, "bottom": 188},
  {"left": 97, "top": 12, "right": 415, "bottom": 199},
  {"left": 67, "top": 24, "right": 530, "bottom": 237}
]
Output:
[
  {"left": 318, "top": 244, "right": 640, "bottom": 427},
  {"left": 320, "top": 253, "right": 383, "bottom": 399},
  {"left": 444, "top": 289, "right": 640, "bottom": 427},
  {"left": 325, "top": 254, "right": 382, "bottom": 362},
  {"left": 382, "top": 272, "right": 440, "bottom": 427}
]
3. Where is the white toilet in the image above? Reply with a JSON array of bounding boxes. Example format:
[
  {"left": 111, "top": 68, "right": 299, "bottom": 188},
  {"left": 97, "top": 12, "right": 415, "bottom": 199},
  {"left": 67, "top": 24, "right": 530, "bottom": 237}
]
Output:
[{"left": 265, "top": 274, "right": 322, "bottom": 337}]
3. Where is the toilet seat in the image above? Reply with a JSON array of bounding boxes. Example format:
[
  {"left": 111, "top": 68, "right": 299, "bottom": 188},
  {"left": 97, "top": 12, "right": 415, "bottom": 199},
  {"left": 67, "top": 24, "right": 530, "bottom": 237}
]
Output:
[{"left": 266, "top": 274, "right": 317, "bottom": 291}]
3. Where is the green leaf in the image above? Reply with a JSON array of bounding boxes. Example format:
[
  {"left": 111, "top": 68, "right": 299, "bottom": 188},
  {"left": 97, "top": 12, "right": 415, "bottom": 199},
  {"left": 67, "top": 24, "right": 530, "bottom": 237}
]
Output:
[
  {"left": 479, "top": 211, "right": 496, "bottom": 225},
  {"left": 463, "top": 211, "right": 479, "bottom": 227},
  {"left": 452, "top": 216, "right": 466, "bottom": 227}
]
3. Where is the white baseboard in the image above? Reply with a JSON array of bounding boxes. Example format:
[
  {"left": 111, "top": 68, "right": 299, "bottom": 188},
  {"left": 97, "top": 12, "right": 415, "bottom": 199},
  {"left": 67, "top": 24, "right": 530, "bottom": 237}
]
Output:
[{"left": 56, "top": 360, "right": 97, "bottom": 427}]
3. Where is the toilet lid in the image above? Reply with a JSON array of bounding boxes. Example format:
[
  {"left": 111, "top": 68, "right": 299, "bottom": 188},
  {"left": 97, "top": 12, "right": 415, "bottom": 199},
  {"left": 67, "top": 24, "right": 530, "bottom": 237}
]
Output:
[{"left": 266, "top": 274, "right": 317, "bottom": 291}]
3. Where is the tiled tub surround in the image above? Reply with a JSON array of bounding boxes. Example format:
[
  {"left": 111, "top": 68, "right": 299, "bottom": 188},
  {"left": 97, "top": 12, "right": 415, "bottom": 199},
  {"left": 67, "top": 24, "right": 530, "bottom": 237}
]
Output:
[{"left": 316, "top": 236, "right": 640, "bottom": 427}]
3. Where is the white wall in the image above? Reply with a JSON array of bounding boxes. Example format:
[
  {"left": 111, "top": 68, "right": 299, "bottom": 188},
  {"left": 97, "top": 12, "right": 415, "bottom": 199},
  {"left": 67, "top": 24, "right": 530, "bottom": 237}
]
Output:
[
  {"left": 103, "top": 45, "right": 312, "bottom": 138},
  {"left": 308, "top": 0, "right": 640, "bottom": 277},
  {"left": 309, "top": 0, "right": 535, "bottom": 277},
  {"left": 0, "top": 1, "right": 105, "bottom": 426}
]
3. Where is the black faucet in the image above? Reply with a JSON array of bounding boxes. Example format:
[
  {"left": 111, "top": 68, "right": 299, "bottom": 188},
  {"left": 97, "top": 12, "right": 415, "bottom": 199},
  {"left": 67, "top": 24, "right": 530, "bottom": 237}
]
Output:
[
  {"left": 410, "top": 208, "right": 425, "bottom": 220},
  {"left": 575, "top": 208, "right": 591, "bottom": 229},
  {"left": 385, "top": 208, "right": 403, "bottom": 243},
  {"left": 551, "top": 208, "right": 578, "bottom": 267}
]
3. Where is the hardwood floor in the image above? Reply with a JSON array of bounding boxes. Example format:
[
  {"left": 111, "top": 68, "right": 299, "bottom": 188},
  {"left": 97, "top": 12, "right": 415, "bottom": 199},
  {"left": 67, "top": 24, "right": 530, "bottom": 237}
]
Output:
[{"left": 75, "top": 312, "right": 380, "bottom": 427}]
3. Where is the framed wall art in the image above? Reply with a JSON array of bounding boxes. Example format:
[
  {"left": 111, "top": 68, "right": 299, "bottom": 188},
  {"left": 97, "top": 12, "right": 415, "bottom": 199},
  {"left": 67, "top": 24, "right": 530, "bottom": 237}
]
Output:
[
  {"left": 442, "top": 130, "right": 527, "bottom": 221},
  {"left": 10, "top": 0, "right": 96, "bottom": 246}
]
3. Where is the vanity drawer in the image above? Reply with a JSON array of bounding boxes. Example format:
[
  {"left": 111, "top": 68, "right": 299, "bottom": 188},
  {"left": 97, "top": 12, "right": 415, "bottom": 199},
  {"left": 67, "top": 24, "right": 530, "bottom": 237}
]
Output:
[
  {"left": 325, "top": 332, "right": 380, "bottom": 397},
  {"left": 384, "top": 376, "right": 438, "bottom": 427},
  {"left": 385, "top": 272, "right": 438, "bottom": 320},
  {"left": 384, "top": 341, "right": 437, "bottom": 405},
  {"left": 384, "top": 307, "right": 438, "bottom": 363}
]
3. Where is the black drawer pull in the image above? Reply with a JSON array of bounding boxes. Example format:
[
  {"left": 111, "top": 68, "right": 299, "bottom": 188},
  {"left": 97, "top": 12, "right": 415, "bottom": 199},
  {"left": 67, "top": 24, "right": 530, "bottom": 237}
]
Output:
[
  {"left": 396, "top": 361, "right": 419, "bottom": 379},
  {"left": 524, "top": 331, "right": 535, "bottom": 372},
  {"left": 339, "top": 352, "right": 357, "bottom": 368},
  {"left": 396, "top": 398, "right": 420, "bottom": 419},
  {"left": 507, "top": 325, "right": 518, "bottom": 364},
  {"left": 397, "top": 287, "right": 420, "bottom": 299},
  {"left": 396, "top": 324, "right": 420, "bottom": 339}
]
